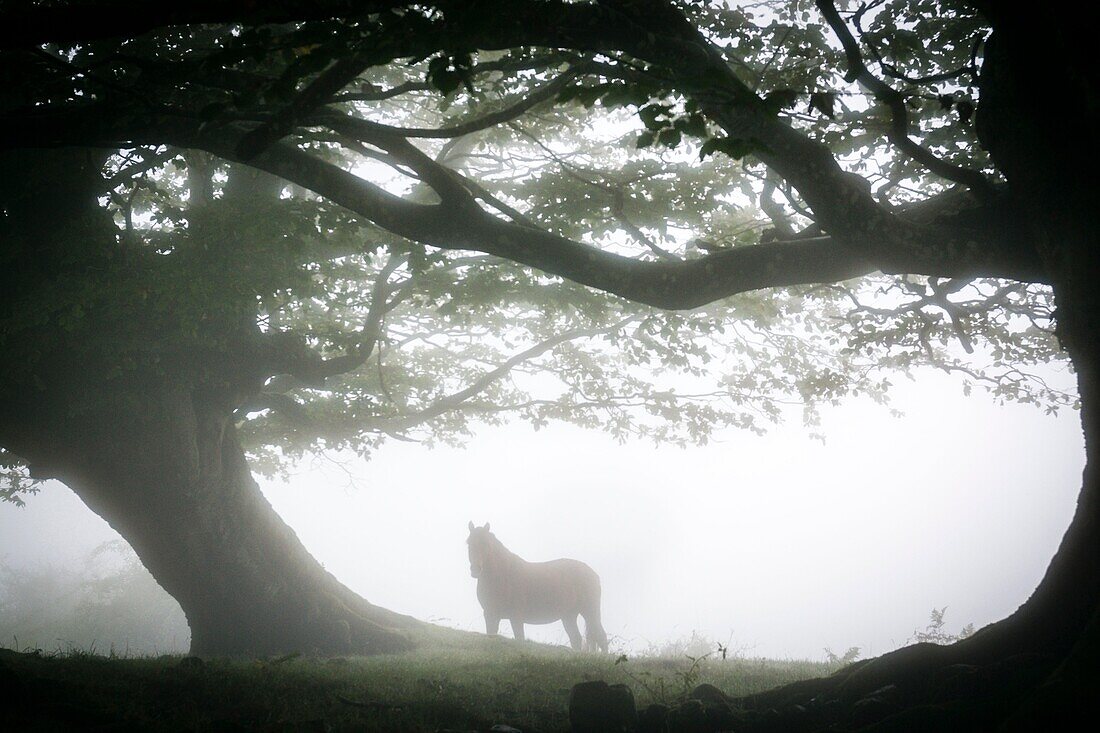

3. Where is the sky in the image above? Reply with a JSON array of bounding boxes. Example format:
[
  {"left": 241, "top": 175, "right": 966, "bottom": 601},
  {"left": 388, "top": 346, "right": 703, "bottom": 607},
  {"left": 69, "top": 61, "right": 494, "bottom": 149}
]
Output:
[{"left": 0, "top": 366, "right": 1083, "bottom": 661}]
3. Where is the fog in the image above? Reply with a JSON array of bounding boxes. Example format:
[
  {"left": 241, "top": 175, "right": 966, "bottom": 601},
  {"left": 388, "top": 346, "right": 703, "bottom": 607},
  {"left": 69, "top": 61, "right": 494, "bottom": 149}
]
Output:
[{"left": 0, "top": 367, "right": 1081, "bottom": 660}]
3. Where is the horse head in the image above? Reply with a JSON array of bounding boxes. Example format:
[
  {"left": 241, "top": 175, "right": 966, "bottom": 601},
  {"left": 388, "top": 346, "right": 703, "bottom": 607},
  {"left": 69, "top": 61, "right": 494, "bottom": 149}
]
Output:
[{"left": 467, "top": 521, "right": 497, "bottom": 578}]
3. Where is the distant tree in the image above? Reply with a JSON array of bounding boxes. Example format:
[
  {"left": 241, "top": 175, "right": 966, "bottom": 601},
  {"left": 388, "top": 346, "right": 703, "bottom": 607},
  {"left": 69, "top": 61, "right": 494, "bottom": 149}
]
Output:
[
  {"left": 0, "top": 542, "right": 188, "bottom": 655},
  {"left": 0, "top": 1, "right": 1095, "bottom": 724}
]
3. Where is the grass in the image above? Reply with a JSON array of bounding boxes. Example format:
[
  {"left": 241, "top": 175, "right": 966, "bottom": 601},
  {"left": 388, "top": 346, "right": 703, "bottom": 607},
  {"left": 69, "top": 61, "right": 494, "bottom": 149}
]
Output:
[{"left": 1, "top": 625, "right": 835, "bottom": 732}]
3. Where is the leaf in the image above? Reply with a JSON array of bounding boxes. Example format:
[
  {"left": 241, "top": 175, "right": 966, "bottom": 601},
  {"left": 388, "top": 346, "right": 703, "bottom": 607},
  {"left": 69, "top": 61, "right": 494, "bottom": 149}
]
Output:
[
  {"left": 676, "top": 113, "right": 708, "bottom": 138},
  {"left": 601, "top": 85, "right": 651, "bottom": 109},
  {"left": 429, "top": 69, "right": 463, "bottom": 95},
  {"left": 764, "top": 88, "right": 799, "bottom": 114},
  {"left": 956, "top": 98, "right": 975, "bottom": 124},
  {"left": 198, "top": 101, "right": 229, "bottom": 121},
  {"left": 558, "top": 85, "right": 604, "bottom": 108},
  {"left": 699, "top": 137, "right": 759, "bottom": 160},
  {"left": 638, "top": 104, "right": 669, "bottom": 131},
  {"left": 808, "top": 92, "right": 836, "bottom": 119},
  {"left": 657, "top": 127, "right": 682, "bottom": 148}
]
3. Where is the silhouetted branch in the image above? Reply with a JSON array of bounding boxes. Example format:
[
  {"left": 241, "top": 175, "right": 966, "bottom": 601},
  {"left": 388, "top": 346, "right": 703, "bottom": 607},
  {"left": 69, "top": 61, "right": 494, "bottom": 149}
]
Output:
[
  {"left": 333, "top": 65, "right": 586, "bottom": 140},
  {"left": 815, "top": 0, "right": 996, "bottom": 201},
  {"left": 365, "top": 318, "right": 637, "bottom": 433}
]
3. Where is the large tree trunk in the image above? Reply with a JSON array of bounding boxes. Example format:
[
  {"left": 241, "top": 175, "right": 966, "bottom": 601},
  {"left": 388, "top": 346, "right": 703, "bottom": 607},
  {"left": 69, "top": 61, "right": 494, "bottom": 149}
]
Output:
[
  {"left": 971, "top": 5, "right": 1100, "bottom": 659},
  {"left": 722, "top": 11, "right": 1100, "bottom": 729},
  {"left": 0, "top": 148, "right": 416, "bottom": 657},
  {"left": 978, "top": 11, "right": 1100, "bottom": 721},
  {"left": 3, "top": 368, "right": 416, "bottom": 657}
]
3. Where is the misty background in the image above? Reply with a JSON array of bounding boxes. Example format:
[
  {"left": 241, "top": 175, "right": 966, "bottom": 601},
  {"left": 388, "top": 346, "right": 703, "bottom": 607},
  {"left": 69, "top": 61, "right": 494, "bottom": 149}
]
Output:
[{"left": 0, "top": 367, "right": 1082, "bottom": 660}]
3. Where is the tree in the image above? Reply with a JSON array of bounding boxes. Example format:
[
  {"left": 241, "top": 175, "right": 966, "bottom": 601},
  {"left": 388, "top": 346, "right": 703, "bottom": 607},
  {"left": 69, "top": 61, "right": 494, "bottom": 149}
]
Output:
[{"left": 0, "top": 0, "right": 1095, "bottom": 724}]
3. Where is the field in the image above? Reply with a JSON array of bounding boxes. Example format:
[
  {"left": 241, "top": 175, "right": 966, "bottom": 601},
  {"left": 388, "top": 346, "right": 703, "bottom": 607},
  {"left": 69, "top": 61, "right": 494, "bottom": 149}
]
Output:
[{"left": 1, "top": 625, "right": 835, "bottom": 732}]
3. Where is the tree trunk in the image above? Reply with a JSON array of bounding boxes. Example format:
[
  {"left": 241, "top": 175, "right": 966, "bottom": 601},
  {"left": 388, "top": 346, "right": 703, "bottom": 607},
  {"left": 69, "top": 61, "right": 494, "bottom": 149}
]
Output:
[
  {"left": 724, "top": 13, "right": 1100, "bottom": 728},
  {"left": 969, "top": 7, "right": 1100, "bottom": 660},
  {"left": 0, "top": 148, "right": 416, "bottom": 657},
  {"left": 4, "top": 369, "right": 416, "bottom": 657}
]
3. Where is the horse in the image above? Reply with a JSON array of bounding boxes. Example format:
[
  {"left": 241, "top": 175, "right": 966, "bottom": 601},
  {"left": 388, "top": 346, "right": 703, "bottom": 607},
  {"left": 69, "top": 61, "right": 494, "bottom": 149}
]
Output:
[{"left": 466, "top": 522, "right": 609, "bottom": 652}]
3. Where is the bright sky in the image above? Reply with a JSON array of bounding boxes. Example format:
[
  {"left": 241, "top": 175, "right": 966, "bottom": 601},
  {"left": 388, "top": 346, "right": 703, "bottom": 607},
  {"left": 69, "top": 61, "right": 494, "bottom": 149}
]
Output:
[{"left": 0, "top": 366, "right": 1083, "bottom": 660}]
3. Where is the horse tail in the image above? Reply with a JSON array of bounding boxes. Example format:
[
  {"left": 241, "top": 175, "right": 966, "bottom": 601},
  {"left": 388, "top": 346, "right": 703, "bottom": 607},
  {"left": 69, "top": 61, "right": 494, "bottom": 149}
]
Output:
[
  {"left": 583, "top": 605, "right": 609, "bottom": 652},
  {"left": 581, "top": 571, "right": 609, "bottom": 652}
]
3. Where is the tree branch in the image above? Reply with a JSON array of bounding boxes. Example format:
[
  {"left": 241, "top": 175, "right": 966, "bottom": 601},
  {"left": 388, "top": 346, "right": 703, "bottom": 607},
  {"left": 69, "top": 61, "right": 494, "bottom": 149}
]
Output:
[
  {"left": 364, "top": 318, "right": 637, "bottom": 434},
  {"left": 256, "top": 253, "right": 408, "bottom": 384},
  {"left": 336, "top": 65, "right": 585, "bottom": 140},
  {"left": 815, "top": 0, "right": 997, "bottom": 200},
  {"left": 237, "top": 51, "right": 382, "bottom": 161},
  {"left": 2, "top": 0, "right": 1048, "bottom": 302},
  {"left": 0, "top": 1, "right": 404, "bottom": 48}
]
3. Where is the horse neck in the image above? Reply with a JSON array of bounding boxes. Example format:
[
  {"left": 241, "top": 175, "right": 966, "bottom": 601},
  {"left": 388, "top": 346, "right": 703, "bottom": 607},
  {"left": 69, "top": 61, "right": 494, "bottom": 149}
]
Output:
[{"left": 488, "top": 537, "right": 525, "bottom": 575}]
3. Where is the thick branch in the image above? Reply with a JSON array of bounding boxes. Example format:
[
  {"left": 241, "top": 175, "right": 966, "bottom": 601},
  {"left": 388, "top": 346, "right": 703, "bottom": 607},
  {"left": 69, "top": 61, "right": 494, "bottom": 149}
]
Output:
[
  {"left": 339, "top": 65, "right": 585, "bottom": 140},
  {"left": 2, "top": 0, "right": 1047, "bottom": 301},
  {"left": 815, "top": 0, "right": 996, "bottom": 199},
  {"left": 255, "top": 254, "right": 408, "bottom": 384},
  {"left": 0, "top": 1, "right": 403, "bottom": 48},
  {"left": 237, "top": 52, "right": 382, "bottom": 161},
  {"left": 209, "top": 139, "right": 881, "bottom": 309}
]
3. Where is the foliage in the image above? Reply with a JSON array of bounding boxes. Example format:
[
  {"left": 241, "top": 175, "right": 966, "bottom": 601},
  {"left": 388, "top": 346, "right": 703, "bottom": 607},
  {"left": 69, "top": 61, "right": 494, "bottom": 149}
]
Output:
[
  {"left": 823, "top": 645, "right": 862, "bottom": 665},
  {"left": 635, "top": 630, "right": 738, "bottom": 660},
  {"left": 0, "top": 542, "right": 189, "bottom": 655},
  {"left": 0, "top": 450, "right": 42, "bottom": 507},
  {"left": 907, "top": 606, "right": 975, "bottom": 646},
  {"left": 0, "top": 1, "right": 1076, "bottom": 496}
]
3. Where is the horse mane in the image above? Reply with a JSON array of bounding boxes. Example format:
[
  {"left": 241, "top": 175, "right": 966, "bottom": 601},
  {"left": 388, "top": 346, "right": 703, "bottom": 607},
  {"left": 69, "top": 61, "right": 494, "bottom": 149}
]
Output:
[{"left": 484, "top": 530, "right": 523, "bottom": 567}]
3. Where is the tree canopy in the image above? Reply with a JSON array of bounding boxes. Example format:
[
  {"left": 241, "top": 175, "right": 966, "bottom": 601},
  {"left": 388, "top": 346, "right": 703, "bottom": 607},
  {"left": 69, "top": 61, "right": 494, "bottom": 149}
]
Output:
[
  {"left": 4, "top": 7, "right": 1100, "bottom": 724},
  {"left": 0, "top": 1, "right": 1072, "bottom": 506}
]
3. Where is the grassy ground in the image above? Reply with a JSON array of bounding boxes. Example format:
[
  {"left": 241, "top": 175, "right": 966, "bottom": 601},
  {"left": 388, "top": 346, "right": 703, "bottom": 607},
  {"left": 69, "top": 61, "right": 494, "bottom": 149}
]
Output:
[{"left": 0, "top": 625, "right": 835, "bottom": 732}]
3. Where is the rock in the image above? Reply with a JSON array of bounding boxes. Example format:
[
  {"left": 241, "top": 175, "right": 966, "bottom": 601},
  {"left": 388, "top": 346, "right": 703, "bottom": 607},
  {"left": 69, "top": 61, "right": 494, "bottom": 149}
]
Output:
[
  {"left": 851, "top": 694, "right": 898, "bottom": 728},
  {"left": 569, "top": 680, "right": 637, "bottom": 732},
  {"left": 177, "top": 655, "right": 205, "bottom": 670},
  {"left": 934, "top": 664, "right": 982, "bottom": 701},
  {"left": 689, "top": 683, "right": 731, "bottom": 706},
  {"left": 686, "top": 683, "right": 743, "bottom": 732},
  {"left": 867, "top": 683, "right": 899, "bottom": 700},
  {"left": 666, "top": 699, "right": 707, "bottom": 733},
  {"left": 0, "top": 659, "right": 21, "bottom": 691},
  {"left": 490, "top": 725, "right": 523, "bottom": 732},
  {"left": 637, "top": 703, "right": 669, "bottom": 733},
  {"left": 758, "top": 707, "right": 782, "bottom": 731}
]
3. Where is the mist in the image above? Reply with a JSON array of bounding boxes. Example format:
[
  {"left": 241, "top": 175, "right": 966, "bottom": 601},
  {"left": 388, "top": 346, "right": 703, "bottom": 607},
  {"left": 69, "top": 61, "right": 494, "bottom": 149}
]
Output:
[{"left": 1, "top": 368, "right": 1081, "bottom": 660}]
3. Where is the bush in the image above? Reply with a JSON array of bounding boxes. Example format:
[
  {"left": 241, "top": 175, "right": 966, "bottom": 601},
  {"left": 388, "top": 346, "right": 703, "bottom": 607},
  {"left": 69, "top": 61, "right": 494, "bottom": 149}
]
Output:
[
  {"left": 908, "top": 607, "right": 975, "bottom": 646},
  {"left": 0, "top": 541, "right": 189, "bottom": 655}
]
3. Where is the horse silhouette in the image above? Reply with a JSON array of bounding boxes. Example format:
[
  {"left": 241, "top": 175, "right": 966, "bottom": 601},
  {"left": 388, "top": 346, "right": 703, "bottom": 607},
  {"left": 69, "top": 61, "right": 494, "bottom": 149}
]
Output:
[{"left": 467, "top": 521, "right": 608, "bottom": 652}]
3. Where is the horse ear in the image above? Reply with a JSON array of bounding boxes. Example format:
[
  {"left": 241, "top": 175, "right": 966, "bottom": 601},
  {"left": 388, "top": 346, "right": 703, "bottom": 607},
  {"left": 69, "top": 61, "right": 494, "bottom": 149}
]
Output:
[
  {"left": 468, "top": 521, "right": 475, "bottom": 532},
  {"left": 484, "top": 522, "right": 490, "bottom": 532}
]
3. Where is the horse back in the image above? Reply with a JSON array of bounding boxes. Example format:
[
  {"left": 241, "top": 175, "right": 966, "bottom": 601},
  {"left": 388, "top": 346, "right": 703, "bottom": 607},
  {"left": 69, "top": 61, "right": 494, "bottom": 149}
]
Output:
[{"left": 478, "top": 557, "right": 601, "bottom": 623}]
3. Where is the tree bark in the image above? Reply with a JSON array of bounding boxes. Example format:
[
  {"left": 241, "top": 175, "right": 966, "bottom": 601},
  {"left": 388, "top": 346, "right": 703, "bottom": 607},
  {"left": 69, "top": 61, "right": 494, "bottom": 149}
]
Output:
[
  {"left": 0, "top": 148, "right": 416, "bottom": 657},
  {"left": 970, "top": 9, "right": 1100, "bottom": 660},
  {"left": 2, "top": 367, "right": 416, "bottom": 657},
  {"left": 4, "top": 374, "right": 421, "bottom": 659},
  {"left": 724, "top": 12, "right": 1100, "bottom": 728}
]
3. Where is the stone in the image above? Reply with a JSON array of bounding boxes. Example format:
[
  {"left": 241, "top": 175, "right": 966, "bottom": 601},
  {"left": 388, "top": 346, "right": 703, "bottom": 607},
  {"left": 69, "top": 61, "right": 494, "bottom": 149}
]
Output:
[
  {"left": 637, "top": 703, "right": 669, "bottom": 733},
  {"left": 569, "top": 680, "right": 637, "bottom": 732}
]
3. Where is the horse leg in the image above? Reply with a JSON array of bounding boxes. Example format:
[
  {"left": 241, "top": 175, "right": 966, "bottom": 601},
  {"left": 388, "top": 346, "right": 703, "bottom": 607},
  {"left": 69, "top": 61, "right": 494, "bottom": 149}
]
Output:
[
  {"left": 510, "top": 619, "right": 526, "bottom": 642},
  {"left": 582, "top": 607, "right": 609, "bottom": 653},
  {"left": 562, "top": 614, "right": 583, "bottom": 651},
  {"left": 485, "top": 614, "right": 501, "bottom": 637}
]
